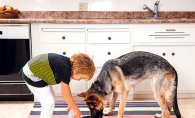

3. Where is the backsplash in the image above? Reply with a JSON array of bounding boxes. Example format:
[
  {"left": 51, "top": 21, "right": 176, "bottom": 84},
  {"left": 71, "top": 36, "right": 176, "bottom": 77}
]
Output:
[{"left": 0, "top": 0, "right": 195, "bottom": 11}]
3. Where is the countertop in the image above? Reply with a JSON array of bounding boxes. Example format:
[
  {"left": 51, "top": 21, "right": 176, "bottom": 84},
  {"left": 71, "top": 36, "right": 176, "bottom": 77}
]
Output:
[{"left": 0, "top": 11, "right": 195, "bottom": 24}]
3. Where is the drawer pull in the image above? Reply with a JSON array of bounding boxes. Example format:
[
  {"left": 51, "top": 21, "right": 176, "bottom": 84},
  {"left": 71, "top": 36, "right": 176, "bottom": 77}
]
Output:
[
  {"left": 63, "top": 52, "right": 66, "bottom": 55},
  {"left": 172, "top": 52, "right": 175, "bottom": 56},
  {"left": 107, "top": 52, "right": 111, "bottom": 55},
  {"left": 166, "top": 29, "right": 176, "bottom": 31},
  {"left": 108, "top": 37, "right": 111, "bottom": 40},
  {"left": 62, "top": 36, "right": 66, "bottom": 40},
  {"left": 162, "top": 53, "right": 166, "bottom": 56}
]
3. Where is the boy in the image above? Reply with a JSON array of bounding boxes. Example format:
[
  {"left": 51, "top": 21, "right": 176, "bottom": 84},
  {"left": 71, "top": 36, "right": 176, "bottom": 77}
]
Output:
[{"left": 19, "top": 53, "right": 95, "bottom": 118}]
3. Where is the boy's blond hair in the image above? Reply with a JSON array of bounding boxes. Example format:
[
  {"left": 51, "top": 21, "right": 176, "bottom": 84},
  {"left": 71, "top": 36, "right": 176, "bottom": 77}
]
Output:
[{"left": 70, "top": 53, "right": 95, "bottom": 81}]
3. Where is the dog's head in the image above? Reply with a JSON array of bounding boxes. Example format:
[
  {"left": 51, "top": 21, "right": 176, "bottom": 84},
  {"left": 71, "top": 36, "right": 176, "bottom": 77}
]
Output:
[{"left": 77, "top": 89, "right": 108, "bottom": 118}]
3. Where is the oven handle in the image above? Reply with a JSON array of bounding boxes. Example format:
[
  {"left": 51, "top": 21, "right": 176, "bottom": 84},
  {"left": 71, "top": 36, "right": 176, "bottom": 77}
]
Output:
[
  {"left": 0, "top": 93, "right": 33, "bottom": 95},
  {"left": 0, "top": 82, "right": 25, "bottom": 84}
]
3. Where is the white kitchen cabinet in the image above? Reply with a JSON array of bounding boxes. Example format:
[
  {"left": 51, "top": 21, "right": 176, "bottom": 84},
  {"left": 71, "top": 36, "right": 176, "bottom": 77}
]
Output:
[
  {"left": 87, "top": 45, "right": 130, "bottom": 67},
  {"left": 31, "top": 23, "right": 195, "bottom": 100},
  {"left": 87, "top": 28, "right": 130, "bottom": 68},
  {"left": 86, "top": 27, "right": 133, "bottom": 100},
  {"left": 132, "top": 24, "right": 195, "bottom": 98},
  {"left": 133, "top": 45, "right": 195, "bottom": 97},
  {"left": 38, "top": 26, "right": 87, "bottom": 96},
  {"left": 40, "top": 44, "right": 87, "bottom": 95},
  {"left": 88, "top": 68, "right": 101, "bottom": 88}
]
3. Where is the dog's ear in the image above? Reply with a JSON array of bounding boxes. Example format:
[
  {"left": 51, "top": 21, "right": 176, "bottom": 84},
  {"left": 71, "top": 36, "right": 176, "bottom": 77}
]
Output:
[{"left": 77, "top": 92, "right": 87, "bottom": 98}]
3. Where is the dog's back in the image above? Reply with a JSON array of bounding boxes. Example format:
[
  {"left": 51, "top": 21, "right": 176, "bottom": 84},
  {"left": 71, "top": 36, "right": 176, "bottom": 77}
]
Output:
[{"left": 116, "top": 51, "right": 175, "bottom": 76}]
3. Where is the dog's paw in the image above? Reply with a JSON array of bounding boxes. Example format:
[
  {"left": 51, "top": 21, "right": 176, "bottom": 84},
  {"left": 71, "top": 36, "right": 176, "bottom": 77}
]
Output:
[
  {"left": 103, "top": 112, "right": 111, "bottom": 116},
  {"left": 103, "top": 108, "right": 114, "bottom": 116},
  {"left": 154, "top": 113, "right": 162, "bottom": 118},
  {"left": 103, "top": 110, "right": 111, "bottom": 116}
]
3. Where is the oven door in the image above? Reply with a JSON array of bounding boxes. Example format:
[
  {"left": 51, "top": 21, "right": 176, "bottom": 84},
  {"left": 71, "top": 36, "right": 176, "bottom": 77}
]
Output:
[{"left": 0, "top": 24, "right": 33, "bottom": 100}]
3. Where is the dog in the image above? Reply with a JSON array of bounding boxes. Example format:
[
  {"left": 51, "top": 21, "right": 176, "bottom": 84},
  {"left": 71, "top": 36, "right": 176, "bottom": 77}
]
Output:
[{"left": 77, "top": 51, "right": 181, "bottom": 118}]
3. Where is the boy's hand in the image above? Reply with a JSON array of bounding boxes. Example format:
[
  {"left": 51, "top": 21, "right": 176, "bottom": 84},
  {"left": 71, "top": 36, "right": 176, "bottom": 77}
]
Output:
[
  {"left": 67, "top": 105, "right": 72, "bottom": 112},
  {"left": 73, "top": 109, "right": 82, "bottom": 118}
]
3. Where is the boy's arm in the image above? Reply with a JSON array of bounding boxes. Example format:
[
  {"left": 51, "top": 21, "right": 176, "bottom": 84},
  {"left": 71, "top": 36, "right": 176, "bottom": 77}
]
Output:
[{"left": 61, "top": 82, "right": 80, "bottom": 112}]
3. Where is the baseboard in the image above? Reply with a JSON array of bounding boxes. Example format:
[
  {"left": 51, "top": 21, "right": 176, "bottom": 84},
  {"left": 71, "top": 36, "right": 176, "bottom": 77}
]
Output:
[
  {"left": 34, "top": 95, "right": 134, "bottom": 102},
  {"left": 133, "top": 93, "right": 195, "bottom": 99},
  {"left": 34, "top": 93, "right": 195, "bottom": 102}
]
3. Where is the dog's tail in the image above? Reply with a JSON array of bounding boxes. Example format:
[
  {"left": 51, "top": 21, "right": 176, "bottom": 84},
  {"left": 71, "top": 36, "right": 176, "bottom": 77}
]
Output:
[{"left": 173, "top": 70, "right": 181, "bottom": 118}]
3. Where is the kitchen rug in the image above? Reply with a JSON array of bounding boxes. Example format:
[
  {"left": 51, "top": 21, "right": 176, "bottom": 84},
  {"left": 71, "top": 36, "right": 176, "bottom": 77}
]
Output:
[{"left": 28, "top": 102, "right": 183, "bottom": 118}]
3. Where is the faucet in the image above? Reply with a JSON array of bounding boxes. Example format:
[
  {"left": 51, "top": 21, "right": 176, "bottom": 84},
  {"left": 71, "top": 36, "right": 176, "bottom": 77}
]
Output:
[{"left": 143, "top": 1, "right": 160, "bottom": 18}]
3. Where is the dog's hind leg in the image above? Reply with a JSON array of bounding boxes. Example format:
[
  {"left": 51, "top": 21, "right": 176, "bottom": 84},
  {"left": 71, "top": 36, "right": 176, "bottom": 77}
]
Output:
[
  {"left": 104, "top": 92, "right": 118, "bottom": 115},
  {"left": 155, "top": 93, "right": 170, "bottom": 118}
]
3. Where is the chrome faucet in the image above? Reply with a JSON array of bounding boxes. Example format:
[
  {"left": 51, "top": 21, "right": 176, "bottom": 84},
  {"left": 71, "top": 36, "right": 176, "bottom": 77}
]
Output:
[{"left": 143, "top": 1, "right": 160, "bottom": 18}]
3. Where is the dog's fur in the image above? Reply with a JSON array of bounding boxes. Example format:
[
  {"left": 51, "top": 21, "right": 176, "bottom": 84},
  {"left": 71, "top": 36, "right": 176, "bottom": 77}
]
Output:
[{"left": 78, "top": 51, "right": 181, "bottom": 118}]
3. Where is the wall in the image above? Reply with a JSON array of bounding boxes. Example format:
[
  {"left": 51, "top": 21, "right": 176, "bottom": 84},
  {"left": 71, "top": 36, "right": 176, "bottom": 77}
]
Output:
[{"left": 0, "top": 0, "right": 195, "bottom": 11}]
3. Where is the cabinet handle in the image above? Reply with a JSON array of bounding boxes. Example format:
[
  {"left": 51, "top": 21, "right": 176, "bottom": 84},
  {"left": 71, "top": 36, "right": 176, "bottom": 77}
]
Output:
[
  {"left": 108, "top": 37, "right": 111, "bottom": 40},
  {"left": 162, "top": 53, "right": 166, "bottom": 56},
  {"left": 63, "top": 52, "right": 66, "bottom": 55},
  {"left": 166, "top": 29, "right": 176, "bottom": 31},
  {"left": 107, "top": 52, "right": 111, "bottom": 55},
  {"left": 62, "top": 36, "right": 66, "bottom": 40},
  {"left": 172, "top": 52, "right": 175, "bottom": 56}
]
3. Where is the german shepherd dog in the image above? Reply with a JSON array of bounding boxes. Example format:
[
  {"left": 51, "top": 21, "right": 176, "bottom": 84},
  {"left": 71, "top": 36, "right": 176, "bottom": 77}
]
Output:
[{"left": 78, "top": 51, "right": 181, "bottom": 118}]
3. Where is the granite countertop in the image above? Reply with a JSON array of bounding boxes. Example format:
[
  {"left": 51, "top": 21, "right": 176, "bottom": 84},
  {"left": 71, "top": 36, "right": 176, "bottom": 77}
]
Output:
[{"left": 0, "top": 11, "right": 195, "bottom": 24}]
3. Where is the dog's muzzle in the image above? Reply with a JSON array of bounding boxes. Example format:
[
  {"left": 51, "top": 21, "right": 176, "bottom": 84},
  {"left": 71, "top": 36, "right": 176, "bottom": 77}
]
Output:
[{"left": 90, "top": 108, "right": 104, "bottom": 118}]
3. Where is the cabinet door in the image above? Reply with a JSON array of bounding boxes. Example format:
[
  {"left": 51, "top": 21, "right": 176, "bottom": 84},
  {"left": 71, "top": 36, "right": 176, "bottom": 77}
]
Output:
[
  {"left": 87, "top": 45, "right": 129, "bottom": 67},
  {"left": 168, "top": 46, "right": 195, "bottom": 92},
  {"left": 41, "top": 44, "right": 87, "bottom": 94},
  {"left": 133, "top": 46, "right": 168, "bottom": 59},
  {"left": 41, "top": 44, "right": 85, "bottom": 57},
  {"left": 88, "top": 68, "right": 101, "bottom": 89},
  {"left": 133, "top": 46, "right": 168, "bottom": 93},
  {"left": 133, "top": 46, "right": 195, "bottom": 93}
]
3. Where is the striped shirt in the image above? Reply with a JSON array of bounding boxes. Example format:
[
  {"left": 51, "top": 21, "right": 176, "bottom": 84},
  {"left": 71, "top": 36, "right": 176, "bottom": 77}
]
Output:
[{"left": 21, "top": 53, "right": 71, "bottom": 87}]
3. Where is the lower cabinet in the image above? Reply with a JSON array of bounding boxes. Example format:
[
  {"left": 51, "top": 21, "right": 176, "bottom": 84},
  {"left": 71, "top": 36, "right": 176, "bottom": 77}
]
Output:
[
  {"left": 88, "top": 68, "right": 101, "bottom": 89},
  {"left": 32, "top": 23, "right": 195, "bottom": 100},
  {"left": 133, "top": 45, "right": 195, "bottom": 97}
]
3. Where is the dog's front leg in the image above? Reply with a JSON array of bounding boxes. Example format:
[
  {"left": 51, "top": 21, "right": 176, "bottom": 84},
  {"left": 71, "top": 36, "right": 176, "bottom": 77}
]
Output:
[
  {"left": 117, "top": 90, "right": 129, "bottom": 118},
  {"left": 104, "top": 92, "right": 118, "bottom": 115}
]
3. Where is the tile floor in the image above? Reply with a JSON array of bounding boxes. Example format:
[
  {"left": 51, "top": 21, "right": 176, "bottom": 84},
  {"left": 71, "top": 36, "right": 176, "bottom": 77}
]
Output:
[{"left": 0, "top": 98, "right": 195, "bottom": 118}]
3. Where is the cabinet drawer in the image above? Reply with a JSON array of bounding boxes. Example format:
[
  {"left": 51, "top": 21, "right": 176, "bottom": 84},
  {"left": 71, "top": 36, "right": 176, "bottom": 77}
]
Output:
[
  {"left": 41, "top": 44, "right": 85, "bottom": 57},
  {"left": 133, "top": 28, "right": 195, "bottom": 43},
  {"left": 41, "top": 28, "right": 85, "bottom": 43},
  {"left": 0, "top": 24, "right": 29, "bottom": 39},
  {"left": 88, "top": 28, "right": 130, "bottom": 44},
  {"left": 87, "top": 45, "right": 129, "bottom": 67}
]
